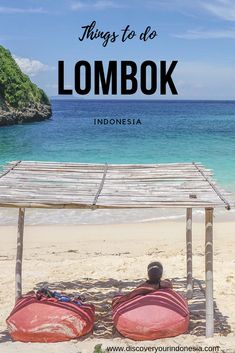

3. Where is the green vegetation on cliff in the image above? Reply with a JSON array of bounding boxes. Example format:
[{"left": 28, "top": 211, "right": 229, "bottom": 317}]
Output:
[{"left": 0, "top": 45, "right": 50, "bottom": 110}]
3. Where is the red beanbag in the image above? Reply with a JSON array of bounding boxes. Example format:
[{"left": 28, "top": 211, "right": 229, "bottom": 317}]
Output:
[
  {"left": 6, "top": 292, "right": 95, "bottom": 342},
  {"left": 112, "top": 289, "right": 189, "bottom": 340}
]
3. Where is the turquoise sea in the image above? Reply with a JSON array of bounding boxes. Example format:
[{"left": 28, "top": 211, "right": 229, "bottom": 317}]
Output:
[
  {"left": 0, "top": 99, "right": 234, "bottom": 224},
  {"left": 1, "top": 99, "right": 235, "bottom": 189}
]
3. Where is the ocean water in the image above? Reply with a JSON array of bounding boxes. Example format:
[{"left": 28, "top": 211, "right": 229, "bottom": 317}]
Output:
[{"left": 0, "top": 99, "right": 234, "bottom": 224}]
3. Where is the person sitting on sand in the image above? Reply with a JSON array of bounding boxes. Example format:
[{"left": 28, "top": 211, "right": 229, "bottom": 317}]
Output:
[{"left": 113, "top": 261, "right": 172, "bottom": 307}]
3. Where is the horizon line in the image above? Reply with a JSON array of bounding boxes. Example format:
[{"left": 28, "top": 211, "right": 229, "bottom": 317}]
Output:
[{"left": 50, "top": 97, "right": 235, "bottom": 102}]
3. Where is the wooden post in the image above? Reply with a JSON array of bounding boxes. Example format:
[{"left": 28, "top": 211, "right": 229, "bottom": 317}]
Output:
[
  {"left": 205, "top": 208, "right": 214, "bottom": 337},
  {"left": 15, "top": 208, "right": 25, "bottom": 302},
  {"left": 186, "top": 208, "right": 193, "bottom": 299}
]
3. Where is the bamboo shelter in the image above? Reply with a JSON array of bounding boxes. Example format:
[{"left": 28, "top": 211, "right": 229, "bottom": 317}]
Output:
[{"left": 0, "top": 161, "right": 232, "bottom": 338}]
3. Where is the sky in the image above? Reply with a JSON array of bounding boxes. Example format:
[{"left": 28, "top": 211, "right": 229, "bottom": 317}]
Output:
[{"left": 0, "top": 0, "right": 235, "bottom": 99}]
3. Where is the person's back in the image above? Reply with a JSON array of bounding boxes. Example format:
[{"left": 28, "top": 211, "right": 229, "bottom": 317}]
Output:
[{"left": 113, "top": 261, "right": 172, "bottom": 307}]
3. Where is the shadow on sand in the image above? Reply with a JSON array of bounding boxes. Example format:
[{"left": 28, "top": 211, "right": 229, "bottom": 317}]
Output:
[
  {"left": 34, "top": 277, "right": 231, "bottom": 339},
  {"left": 0, "top": 277, "right": 231, "bottom": 342}
]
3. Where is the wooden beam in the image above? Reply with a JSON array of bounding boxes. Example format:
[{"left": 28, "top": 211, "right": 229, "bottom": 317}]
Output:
[
  {"left": 186, "top": 208, "right": 193, "bottom": 299},
  {"left": 0, "top": 161, "right": 229, "bottom": 210},
  {"left": 15, "top": 208, "right": 25, "bottom": 302},
  {"left": 205, "top": 207, "right": 214, "bottom": 337}
]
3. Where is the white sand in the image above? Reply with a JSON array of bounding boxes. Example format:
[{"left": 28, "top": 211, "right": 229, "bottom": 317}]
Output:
[{"left": 0, "top": 221, "right": 234, "bottom": 352}]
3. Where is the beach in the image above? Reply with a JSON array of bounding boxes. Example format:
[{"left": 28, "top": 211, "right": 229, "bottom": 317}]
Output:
[
  {"left": 0, "top": 219, "right": 234, "bottom": 352},
  {"left": 1, "top": 1, "right": 235, "bottom": 351}
]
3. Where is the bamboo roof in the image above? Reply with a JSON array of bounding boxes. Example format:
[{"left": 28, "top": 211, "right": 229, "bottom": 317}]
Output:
[{"left": 0, "top": 161, "right": 232, "bottom": 209}]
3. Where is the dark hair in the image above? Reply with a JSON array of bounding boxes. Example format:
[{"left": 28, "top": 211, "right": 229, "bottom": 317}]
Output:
[{"left": 147, "top": 261, "right": 163, "bottom": 284}]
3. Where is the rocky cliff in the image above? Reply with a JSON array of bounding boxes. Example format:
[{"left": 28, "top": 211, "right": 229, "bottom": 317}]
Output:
[{"left": 0, "top": 45, "right": 52, "bottom": 126}]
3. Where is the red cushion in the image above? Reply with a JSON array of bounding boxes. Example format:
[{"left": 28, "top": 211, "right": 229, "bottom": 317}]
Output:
[
  {"left": 6, "top": 293, "right": 95, "bottom": 342},
  {"left": 112, "top": 289, "right": 189, "bottom": 340}
]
